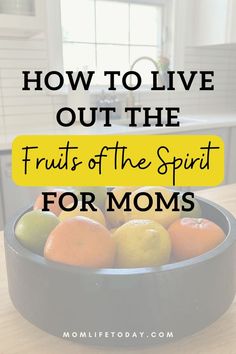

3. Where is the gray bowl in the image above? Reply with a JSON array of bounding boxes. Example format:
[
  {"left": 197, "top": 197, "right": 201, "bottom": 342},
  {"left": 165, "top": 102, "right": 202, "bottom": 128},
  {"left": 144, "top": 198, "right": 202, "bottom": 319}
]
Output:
[{"left": 4, "top": 197, "right": 236, "bottom": 346}]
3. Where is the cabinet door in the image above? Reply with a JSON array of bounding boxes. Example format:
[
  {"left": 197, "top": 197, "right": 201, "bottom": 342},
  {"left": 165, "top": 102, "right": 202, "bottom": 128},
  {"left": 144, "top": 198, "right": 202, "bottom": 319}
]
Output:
[
  {"left": 0, "top": 0, "right": 46, "bottom": 37},
  {"left": 0, "top": 188, "right": 4, "bottom": 230},
  {"left": 188, "top": 0, "right": 230, "bottom": 46},
  {"left": 0, "top": 153, "right": 42, "bottom": 226},
  {"left": 228, "top": 0, "right": 236, "bottom": 43},
  {"left": 228, "top": 127, "right": 236, "bottom": 183}
]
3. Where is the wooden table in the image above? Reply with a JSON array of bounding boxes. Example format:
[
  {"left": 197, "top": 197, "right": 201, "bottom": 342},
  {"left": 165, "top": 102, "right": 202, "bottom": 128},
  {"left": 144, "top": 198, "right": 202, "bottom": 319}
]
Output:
[{"left": 1, "top": 184, "right": 236, "bottom": 354}]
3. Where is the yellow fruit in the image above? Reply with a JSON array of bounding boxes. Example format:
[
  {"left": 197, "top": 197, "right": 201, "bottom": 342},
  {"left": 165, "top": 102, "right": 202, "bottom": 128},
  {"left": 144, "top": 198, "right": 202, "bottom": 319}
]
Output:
[
  {"left": 59, "top": 201, "right": 106, "bottom": 226},
  {"left": 110, "top": 228, "right": 118, "bottom": 234},
  {"left": 113, "top": 219, "right": 171, "bottom": 268},
  {"left": 126, "top": 186, "right": 180, "bottom": 227},
  {"left": 105, "top": 186, "right": 139, "bottom": 228}
]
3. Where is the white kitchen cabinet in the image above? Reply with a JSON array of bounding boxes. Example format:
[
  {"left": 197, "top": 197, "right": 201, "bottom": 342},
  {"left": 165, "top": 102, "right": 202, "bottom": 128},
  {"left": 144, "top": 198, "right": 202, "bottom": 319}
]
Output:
[
  {"left": 187, "top": 0, "right": 236, "bottom": 46},
  {"left": 0, "top": 187, "right": 4, "bottom": 230},
  {"left": 0, "top": 0, "right": 45, "bottom": 37},
  {"left": 228, "top": 0, "right": 236, "bottom": 43},
  {"left": 228, "top": 126, "right": 236, "bottom": 183}
]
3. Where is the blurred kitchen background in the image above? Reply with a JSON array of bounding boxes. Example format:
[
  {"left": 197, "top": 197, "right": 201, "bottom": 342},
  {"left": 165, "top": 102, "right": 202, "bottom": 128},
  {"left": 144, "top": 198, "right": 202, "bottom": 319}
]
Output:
[{"left": 0, "top": 0, "right": 236, "bottom": 228}]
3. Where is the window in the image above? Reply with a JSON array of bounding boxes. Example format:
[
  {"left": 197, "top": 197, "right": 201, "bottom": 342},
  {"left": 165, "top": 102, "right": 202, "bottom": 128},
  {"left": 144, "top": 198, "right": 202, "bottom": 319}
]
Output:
[{"left": 60, "top": 0, "right": 164, "bottom": 85}]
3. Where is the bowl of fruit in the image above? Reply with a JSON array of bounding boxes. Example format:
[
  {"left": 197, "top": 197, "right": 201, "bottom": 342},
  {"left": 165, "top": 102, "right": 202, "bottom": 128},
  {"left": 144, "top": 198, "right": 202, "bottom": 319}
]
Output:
[{"left": 4, "top": 186, "right": 236, "bottom": 346}]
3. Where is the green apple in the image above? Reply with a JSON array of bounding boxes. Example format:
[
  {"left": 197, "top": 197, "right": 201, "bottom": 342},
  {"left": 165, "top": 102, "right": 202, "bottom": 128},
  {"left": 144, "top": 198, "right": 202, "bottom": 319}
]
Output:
[
  {"left": 15, "top": 210, "right": 59, "bottom": 255},
  {"left": 71, "top": 186, "right": 107, "bottom": 210}
]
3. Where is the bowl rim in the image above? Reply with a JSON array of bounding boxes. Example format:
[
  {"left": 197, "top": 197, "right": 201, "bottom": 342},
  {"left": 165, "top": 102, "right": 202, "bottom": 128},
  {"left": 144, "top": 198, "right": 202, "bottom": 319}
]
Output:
[{"left": 4, "top": 196, "right": 236, "bottom": 276}]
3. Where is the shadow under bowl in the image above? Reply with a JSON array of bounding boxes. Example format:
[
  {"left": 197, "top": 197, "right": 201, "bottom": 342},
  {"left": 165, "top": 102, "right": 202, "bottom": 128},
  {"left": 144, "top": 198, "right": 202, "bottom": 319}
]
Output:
[{"left": 4, "top": 197, "right": 236, "bottom": 346}]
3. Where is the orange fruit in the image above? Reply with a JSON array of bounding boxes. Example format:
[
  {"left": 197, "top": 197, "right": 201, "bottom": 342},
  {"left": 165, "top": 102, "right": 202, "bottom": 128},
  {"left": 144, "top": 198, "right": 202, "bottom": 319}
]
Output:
[
  {"left": 34, "top": 189, "right": 73, "bottom": 216},
  {"left": 105, "top": 186, "right": 140, "bottom": 228},
  {"left": 168, "top": 218, "right": 225, "bottom": 261},
  {"left": 59, "top": 201, "right": 106, "bottom": 226},
  {"left": 44, "top": 216, "right": 116, "bottom": 268},
  {"left": 125, "top": 186, "right": 180, "bottom": 227}
]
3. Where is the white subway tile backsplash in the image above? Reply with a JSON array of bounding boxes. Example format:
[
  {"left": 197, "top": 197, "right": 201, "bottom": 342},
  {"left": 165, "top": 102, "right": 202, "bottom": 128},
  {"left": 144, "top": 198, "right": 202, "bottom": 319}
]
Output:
[
  {"left": 1, "top": 69, "right": 24, "bottom": 79},
  {"left": 1, "top": 78, "right": 25, "bottom": 88},
  {"left": 4, "top": 104, "right": 54, "bottom": 116},
  {"left": 0, "top": 59, "right": 48, "bottom": 69},
  {"left": 0, "top": 38, "right": 46, "bottom": 50},
  {"left": 0, "top": 36, "right": 60, "bottom": 134},
  {"left": 0, "top": 49, "right": 47, "bottom": 60},
  {"left": 3, "top": 96, "right": 54, "bottom": 106},
  {"left": 2, "top": 87, "right": 48, "bottom": 97},
  {"left": 0, "top": 87, "right": 3, "bottom": 113}
]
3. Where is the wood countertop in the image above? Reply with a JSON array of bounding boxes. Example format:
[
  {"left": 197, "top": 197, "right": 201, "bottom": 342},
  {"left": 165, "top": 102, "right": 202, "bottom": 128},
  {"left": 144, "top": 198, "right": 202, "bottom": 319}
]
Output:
[{"left": 1, "top": 184, "right": 236, "bottom": 354}]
